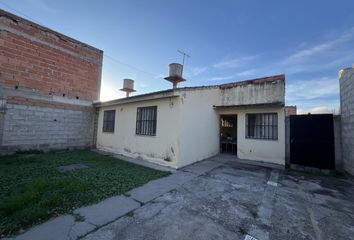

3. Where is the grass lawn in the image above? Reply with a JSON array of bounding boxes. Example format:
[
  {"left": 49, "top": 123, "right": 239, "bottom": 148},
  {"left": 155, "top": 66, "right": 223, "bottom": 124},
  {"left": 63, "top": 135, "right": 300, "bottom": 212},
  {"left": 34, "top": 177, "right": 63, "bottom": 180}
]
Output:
[{"left": 0, "top": 150, "right": 170, "bottom": 237}]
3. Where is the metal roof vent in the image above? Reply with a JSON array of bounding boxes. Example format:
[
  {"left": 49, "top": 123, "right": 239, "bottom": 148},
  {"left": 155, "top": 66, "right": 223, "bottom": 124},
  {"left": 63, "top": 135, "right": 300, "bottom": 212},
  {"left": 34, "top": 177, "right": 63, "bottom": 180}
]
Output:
[
  {"left": 120, "top": 79, "right": 136, "bottom": 97},
  {"left": 164, "top": 63, "right": 186, "bottom": 89}
]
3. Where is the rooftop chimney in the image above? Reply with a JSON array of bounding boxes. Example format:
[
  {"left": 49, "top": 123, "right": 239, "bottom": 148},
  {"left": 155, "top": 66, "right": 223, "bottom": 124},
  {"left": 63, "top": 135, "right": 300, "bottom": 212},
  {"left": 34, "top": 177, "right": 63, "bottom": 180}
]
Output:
[
  {"left": 120, "top": 79, "right": 136, "bottom": 97},
  {"left": 164, "top": 63, "right": 186, "bottom": 89}
]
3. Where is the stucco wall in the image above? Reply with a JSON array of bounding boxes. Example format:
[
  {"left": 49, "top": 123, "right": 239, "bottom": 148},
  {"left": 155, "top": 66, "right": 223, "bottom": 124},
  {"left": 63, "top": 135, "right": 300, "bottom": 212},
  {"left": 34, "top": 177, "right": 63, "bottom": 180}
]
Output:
[
  {"left": 339, "top": 67, "right": 354, "bottom": 175},
  {"left": 96, "top": 97, "right": 180, "bottom": 168},
  {"left": 177, "top": 88, "right": 221, "bottom": 168},
  {"left": 218, "top": 107, "right": 286, "bottom": 165},
  {"left": 96, "top": 78, "right": 285, "bottom": 168},
  {"left": 220, "top": 80, "right": 285, "bottom": 106}
]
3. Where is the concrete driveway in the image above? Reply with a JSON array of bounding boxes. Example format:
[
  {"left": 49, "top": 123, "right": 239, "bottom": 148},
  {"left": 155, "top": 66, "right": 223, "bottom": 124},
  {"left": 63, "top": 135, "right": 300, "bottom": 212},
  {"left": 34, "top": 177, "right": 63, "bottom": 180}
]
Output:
[{"left": 82, "top": 155, "right": 354, "bottom": 240}]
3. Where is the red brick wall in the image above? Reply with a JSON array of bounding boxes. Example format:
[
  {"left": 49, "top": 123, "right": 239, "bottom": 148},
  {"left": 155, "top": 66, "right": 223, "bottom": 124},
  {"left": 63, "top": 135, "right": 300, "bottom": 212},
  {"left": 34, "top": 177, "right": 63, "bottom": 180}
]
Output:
[
  {"left": 285, "top": 106, "right": 297, "bottom": 117},
  {"left": 0, "top": 9, "right": 103, "bottom": 101}
]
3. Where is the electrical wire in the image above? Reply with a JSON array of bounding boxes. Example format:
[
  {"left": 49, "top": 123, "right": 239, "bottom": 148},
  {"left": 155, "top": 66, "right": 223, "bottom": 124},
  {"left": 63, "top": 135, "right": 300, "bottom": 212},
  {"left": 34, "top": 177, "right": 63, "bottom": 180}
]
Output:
[{"left": 0, "top": 0, "right": 161, "bottom": 78}]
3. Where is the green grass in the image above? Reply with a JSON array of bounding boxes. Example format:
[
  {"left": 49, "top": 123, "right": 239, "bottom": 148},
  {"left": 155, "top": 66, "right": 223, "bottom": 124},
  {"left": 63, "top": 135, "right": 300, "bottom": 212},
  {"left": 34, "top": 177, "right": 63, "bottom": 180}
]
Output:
[{"left": 0, "top": 150, "right": 170, "bottom": 237}]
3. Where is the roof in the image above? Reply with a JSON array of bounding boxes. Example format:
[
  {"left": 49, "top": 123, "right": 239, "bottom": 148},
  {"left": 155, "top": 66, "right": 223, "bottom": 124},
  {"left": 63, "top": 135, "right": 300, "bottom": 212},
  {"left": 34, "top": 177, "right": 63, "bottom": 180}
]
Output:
[
  {"left": 0, "top": 9, "right": 103, "bottom": 53},
  {"left": 95, "top": 74, "right": 285, "bottom": 107},
  {"left": 94, "top": 89, "right": 177, "bottom": 107},
  {"left": 219, "top": 74, "right": 285, "bottom": 89}
]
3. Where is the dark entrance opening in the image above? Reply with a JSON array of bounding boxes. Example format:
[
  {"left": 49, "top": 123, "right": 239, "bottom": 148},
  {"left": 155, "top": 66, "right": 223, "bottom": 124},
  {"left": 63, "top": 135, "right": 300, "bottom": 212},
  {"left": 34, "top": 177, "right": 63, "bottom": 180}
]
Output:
[
  {"left": 220, "top": 115, "right": 237, "bottom": 155},
  {"left": 290, "top": 114, "right": 335, "bottom": 169}
]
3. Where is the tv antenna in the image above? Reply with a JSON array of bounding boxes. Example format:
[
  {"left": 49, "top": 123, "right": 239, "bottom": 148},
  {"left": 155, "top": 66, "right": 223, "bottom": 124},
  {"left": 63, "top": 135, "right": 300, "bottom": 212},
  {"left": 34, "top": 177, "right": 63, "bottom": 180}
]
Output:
[{"left": 177, "top": 49, "right": 191, "bottom": 66}]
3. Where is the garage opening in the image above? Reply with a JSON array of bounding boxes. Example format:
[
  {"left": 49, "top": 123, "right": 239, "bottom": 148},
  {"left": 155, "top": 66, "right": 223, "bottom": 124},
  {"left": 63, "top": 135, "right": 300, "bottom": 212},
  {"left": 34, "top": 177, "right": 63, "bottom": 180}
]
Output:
[{"left": 220, "top": 115, "right": 237, "bottom": 155}]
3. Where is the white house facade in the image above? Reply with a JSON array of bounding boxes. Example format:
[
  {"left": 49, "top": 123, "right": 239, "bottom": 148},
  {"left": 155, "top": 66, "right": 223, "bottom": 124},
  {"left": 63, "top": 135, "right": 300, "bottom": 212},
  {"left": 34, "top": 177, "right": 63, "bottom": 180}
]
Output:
[{"left": 95, "top": 74, "right": 286, "bottom": 169}]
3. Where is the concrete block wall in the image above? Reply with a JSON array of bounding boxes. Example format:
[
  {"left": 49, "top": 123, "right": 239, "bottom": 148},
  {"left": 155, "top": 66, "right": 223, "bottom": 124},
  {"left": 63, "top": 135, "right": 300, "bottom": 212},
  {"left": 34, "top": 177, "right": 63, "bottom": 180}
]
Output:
[
  {"left": 339, "top": 66, "right": 354, "bottom": 175},
  {"left": 0, "top": 9, "right": 103, "bottom": 153},
  {"left": 1, "top": 102, "right": 95, "bottom": 152}
]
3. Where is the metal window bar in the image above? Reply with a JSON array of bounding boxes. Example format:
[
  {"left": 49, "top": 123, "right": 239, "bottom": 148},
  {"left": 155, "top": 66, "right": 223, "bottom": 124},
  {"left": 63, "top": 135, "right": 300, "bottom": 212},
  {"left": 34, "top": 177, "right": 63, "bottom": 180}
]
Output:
[
  {"left": 103, "top": 110, "right": 115, "bottom": 133},
  {"left": 246, "top": 113, "right": 278, "bottom": 140},
  {"left": 136, "top": 106, "right": 157, "bottom": 136}
]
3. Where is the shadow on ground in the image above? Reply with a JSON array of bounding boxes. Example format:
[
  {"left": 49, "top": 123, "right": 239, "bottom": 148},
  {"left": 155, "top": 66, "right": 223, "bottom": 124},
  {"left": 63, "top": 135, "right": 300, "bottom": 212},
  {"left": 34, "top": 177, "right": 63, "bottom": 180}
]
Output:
[{"left": 82, "top": 155, "right": 354, "bottom": 240}]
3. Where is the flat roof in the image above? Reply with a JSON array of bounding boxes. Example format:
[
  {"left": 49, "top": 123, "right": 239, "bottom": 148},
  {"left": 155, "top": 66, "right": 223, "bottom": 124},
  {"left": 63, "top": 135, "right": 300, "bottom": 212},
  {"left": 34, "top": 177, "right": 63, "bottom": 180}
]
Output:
[
  {"left": 95, "top": 89, "right": 177, "bottom": 107},
  {"left": 95, "top": 74, "right": 285, "bottom": 107}
]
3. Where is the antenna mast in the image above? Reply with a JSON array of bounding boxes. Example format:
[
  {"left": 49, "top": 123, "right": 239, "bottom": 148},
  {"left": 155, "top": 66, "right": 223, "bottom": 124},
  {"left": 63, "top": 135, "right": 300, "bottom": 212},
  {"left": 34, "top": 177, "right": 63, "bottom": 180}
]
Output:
[{"left": 177, "top": 49, "right": 190, "bottom": 71}]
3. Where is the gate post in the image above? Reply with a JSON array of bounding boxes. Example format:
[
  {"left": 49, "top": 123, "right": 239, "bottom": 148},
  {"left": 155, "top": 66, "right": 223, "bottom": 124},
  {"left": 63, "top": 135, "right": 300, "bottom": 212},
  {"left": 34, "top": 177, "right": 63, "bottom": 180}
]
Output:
[{"left": 285, "top": 116, "right": 290, "bottom": 167}]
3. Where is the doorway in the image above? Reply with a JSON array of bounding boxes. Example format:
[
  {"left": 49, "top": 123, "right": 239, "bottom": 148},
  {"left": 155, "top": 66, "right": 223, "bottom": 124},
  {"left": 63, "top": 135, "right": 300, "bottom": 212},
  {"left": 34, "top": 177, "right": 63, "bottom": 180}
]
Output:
[{"left": 220, "top": 115, "right": 237, "bottom": 155}]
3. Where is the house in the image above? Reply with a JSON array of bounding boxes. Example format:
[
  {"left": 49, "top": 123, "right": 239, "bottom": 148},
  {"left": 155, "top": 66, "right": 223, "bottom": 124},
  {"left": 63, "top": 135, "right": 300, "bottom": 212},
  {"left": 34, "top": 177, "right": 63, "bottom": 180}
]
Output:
[
  {"left": 95, "top": 69, "right": 286, "bottom": 169},
  {"left": 0, "top": 9, "right": 103, "bottom": 153}
]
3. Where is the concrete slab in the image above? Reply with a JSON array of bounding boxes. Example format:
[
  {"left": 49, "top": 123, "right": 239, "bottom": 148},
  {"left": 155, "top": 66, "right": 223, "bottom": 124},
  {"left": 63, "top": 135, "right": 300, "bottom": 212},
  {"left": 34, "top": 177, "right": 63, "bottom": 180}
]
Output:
[
  {"left": 12, "top": 215, "right": 75, "bottom": 240},
  {"left": 82, "top": 156, "right": 354, "bottom": 240},
  {"left": 92, "top": 149, "right": 176, "bottom": 173},
  {"left": 73, "top": 196, "right": 140, "bottom": 226},
  {"left": 68, "top": 221, "right": 96, "bottom": 240},
  {"left": 127, "top": 171, "right": 197, "bottom": 203},
  {"left": 181, "top": 159, "right": 224, "bottom": 175}
]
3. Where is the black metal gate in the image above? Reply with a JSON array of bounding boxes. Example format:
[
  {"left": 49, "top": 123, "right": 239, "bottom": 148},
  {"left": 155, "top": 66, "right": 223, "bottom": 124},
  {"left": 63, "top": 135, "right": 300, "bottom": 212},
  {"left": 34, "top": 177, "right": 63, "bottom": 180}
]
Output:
[{"left": 290, "top": 114, "right": 335, "bottom": 169}]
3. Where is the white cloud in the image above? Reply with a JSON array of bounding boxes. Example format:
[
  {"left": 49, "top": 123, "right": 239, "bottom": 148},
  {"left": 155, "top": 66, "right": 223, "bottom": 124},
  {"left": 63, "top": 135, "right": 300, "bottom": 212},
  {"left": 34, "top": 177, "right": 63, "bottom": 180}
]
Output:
[
  {"left": 138, "top": 83, "right": 147, "bottom": 88},
  {"left": 278, "top": 28, "right": 354, "bottom": 76},
  {"left": 286, "top": 77, "right": 340, "bottom": 114},
  {"left": 284, "top": 28, "right": 354, "bottom": 64},
  {"left": 208, "top": 75, "right": 235, "bottom": 81},
  {"left": 286, "top": 77, "right": 339, "bottom": 102},
  {"left": 213, "top": 55, "right": 258, "bottom": 69},
  {"left": 189, "top": 67, "right": 207, "bottom": 76},
  {"left": 236, "top": 69, "right": 257, "bottom": 77},
  {"left": 297, "top": 106, "right": 339, "bottom": 115}
]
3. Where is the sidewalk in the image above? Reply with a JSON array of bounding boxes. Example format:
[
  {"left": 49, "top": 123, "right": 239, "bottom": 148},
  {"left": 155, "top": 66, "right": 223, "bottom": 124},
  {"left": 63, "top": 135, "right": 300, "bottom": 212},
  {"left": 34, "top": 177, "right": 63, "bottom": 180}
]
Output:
[{"left": 5, "top": 155, "right": 225, "bottom": 240}]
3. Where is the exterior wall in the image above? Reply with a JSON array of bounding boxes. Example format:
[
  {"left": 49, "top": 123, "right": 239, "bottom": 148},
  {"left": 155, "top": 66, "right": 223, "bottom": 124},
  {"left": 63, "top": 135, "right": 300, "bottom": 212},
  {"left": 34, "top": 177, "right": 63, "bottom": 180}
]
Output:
[
  {"left": 0, "top": 9, "right": 103, "bottom": 153},
  {"left": 220, "top": 79, "right": 285, "bottom": 106},
  {"left": 1, "top": 102, "right": 95, "bottom": 152},
  {"left": 218, "top": 107, "right": 286, "bottom": 165},
  {"left": 96, "top": 97, "right": 180, "bottom": 168},
  {"left": 0, "top": 9, "right": 103, "bottom": 100},
  {"left": 339, "top": 67, "right": 354, "bottom": 175},
  {"left": 177, "top": 88, "right": 221, "bottom": 168}
]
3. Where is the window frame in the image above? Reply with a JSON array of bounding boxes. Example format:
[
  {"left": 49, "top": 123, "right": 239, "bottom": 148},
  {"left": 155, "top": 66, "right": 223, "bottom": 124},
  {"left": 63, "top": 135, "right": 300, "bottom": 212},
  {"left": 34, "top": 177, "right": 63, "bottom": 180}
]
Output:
[
  {"left": 136, "top": 106, "right": 157, "bottom": 136},
  {"left": 102, "top": 109, "right": 116, "bottom": 133},
  {"left": 245, "top": 113, "right": 278, "bottom": 140}
]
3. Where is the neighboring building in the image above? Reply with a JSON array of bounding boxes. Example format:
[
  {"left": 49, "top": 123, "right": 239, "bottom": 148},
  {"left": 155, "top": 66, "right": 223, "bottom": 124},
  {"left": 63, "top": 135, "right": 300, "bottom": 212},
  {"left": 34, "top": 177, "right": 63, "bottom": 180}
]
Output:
[
  {"left": 339, "top": 65, "right": 354, "bottom": 175},
  {"left": 0, "top": 9, "right": 103, "bottom": 153},
  {"left": 95, "top": 74, "right": 286, "bottom": 169},
  {"left": 285, "top": 105, "right": 297, "bottom": 117}
]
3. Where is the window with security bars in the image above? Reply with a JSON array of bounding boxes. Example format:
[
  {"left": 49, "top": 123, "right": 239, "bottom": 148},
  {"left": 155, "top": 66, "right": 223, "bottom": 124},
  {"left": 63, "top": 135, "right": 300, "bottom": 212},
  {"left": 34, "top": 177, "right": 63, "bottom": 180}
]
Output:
[
  {"left": 136, "top": 106, "right": 157, "bottom": 136},
  {"left": 102, "top": 110, "right": 115, "bottom": 133},
  {"left": 246, "top": 113, "right": 278, "bottom": 140}
]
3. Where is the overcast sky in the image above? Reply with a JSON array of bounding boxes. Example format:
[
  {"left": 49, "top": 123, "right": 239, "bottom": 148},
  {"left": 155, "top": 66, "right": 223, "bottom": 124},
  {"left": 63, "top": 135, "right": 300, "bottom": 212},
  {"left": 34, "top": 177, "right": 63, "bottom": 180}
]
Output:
[{"left": 1, "top": 0, "right": 354, "bottom": 113}]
